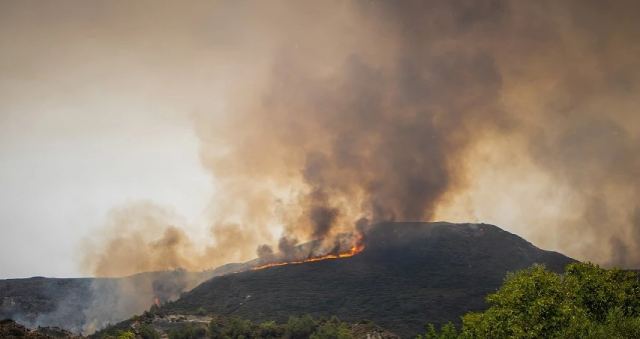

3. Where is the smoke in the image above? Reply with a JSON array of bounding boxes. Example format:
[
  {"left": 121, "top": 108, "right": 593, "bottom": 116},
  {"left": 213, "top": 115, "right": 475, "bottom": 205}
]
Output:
[
  {"left": 78, "top": 0, "right": 640, "bottom": 283},
  {"left": 193, "top": 0, "right": 510, "bottom": 256},
  {"left": 433, "top": 0, "right": 640, "bottom": 267},
  {"left": 79, "top": 270, "right": 210, "bottom": 334},
  {"left": 0, "top": 270, "right": 214, "bottom": 335},
  {"left": 81, "top": 202, "right": 260, "bottom": 276}
]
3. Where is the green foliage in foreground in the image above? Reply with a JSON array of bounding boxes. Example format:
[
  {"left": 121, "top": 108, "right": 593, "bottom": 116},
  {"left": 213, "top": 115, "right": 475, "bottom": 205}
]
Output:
[
  {"left": 115, "top": 330, "right": 135, "bottom": 339},
  {"left": 419, "top": 263, "right": 640, "bottom": 339},
  {"left": 138, "top": 323, "right": 161, "bottom": 339}
]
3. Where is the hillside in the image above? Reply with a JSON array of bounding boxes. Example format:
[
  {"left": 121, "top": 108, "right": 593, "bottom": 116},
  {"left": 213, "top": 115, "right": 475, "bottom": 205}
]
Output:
[
  {"left": 0, "top": 319, "right": 81, "bottom": 339},
  {"left": 164, "top": 222, "right": 575, "bottom": 337},
  {"left": 0, "top": 267, "right": 237, "bottom": 333}
]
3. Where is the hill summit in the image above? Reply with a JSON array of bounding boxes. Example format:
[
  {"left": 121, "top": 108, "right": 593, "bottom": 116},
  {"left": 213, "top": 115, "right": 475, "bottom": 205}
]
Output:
[{"left": 164, "top": 222, "right": 575, "bottom": 337}]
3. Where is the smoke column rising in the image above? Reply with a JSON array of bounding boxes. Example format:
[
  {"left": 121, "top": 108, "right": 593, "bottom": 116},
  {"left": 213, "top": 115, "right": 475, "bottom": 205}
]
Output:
[{"left": 77, "top": 0, "right": 640, "bottom": 275}]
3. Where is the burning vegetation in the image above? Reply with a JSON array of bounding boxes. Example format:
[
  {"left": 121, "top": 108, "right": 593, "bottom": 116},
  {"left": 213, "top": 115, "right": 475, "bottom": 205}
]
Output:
[{"left": 252, "top": 232, "right": 365, "bottom": 271}]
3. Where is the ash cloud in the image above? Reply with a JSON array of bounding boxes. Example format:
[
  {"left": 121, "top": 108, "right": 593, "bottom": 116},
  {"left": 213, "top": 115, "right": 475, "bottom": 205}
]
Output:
[
  {"left": 79, "top": 0, "right": 640, "bottom": 282},
  {"left": 196, "top": 0, "right": 509, "bottom": 258}
]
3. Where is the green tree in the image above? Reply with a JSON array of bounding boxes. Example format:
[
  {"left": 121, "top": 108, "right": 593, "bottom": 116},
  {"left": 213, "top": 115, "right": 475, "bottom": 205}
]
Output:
[
  {"left": 420, "top": 263, "right": 640, "bottom": 339},
  {"left": 255, "top": 320, "right": 285, "bottom": 339},
  {"left": 168, "top": 323, "right": 207, "bottom": 339},
  {"left": 438, "top": 323, "right": 458, "bottom": 339},
  {"left": 310, "top": 317, "right": 352, "bottom": 339},
  {"left": 417, "top": 322, "right": 458, "bottom": 339},
  {"left": 285, "top": 315, "right": 317, "bottom": 339},
  {"left": 223, "top": 317, "right": 253, "bottom": 338},
  {"left": 461, "top": 263, "right": 640, "bottom": 338},
  {"left": 208, "top": 317, "right": 225, "bottom": 338},
  {"left": 139, "top": 323, "right": 161, "bottom": 339},
  {"left": 116, "top": 330, "right": 135, "bottom": 339},
  {"left": 417, "top": 324, "right": 437, "bottom": 339}
]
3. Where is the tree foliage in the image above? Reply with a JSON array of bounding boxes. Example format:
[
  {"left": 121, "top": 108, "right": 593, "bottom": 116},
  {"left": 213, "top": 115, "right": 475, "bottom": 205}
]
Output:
[
  {"left": 168, "top": 323, "right": 207, "bottom": 339},
  {"left": 116, "top": 330, "right": 136, "bottom": 339},
  {"left": 420, "top": 263, "right": 640, "bottom": 338},
  {"left": 285, "top": 315, "right": 318, "bottom": 339},
  {"left": 309, "top": 317, "right": 353, "bottom": 339},
  {"left": 202, "top": 314, "right": 355, "bottom": 338},
  {"left": 138, "top": 323, "right": 161, "bottom": 339}
]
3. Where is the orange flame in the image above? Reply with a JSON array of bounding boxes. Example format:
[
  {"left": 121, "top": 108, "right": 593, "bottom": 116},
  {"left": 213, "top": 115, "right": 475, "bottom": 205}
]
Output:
[{"left": 252, "top": 234, "right": 365, "bottom": 271}]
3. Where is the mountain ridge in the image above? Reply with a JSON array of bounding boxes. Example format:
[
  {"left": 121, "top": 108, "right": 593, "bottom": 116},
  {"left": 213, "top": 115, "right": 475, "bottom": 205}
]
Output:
[{"left": 163, "top": 222, "right": 575, "bottom": 337}]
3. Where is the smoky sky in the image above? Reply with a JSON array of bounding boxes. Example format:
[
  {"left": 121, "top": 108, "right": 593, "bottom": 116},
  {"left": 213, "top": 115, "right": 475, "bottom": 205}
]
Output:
[
  {"left": 1, "top": 0, "right": 639, "bottom": 277},
  {"left": 192, "top": 0, "right": 640, "bottom": 269}
]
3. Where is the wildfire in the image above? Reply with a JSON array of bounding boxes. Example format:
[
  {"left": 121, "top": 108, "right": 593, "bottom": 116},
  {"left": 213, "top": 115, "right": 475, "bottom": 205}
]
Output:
[{"left": 252, "top": 235, "right": 365, "bottom": 271}]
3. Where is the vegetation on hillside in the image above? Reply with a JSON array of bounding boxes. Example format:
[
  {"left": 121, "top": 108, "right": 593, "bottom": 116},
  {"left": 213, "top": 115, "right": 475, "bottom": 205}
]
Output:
[
  {"left": 418, "top": 263, "right": 640, "bottom": 339},
  {"left": 14, "top": 261, "right": 640, "bottom": 338},
  {"left": 96, "top": 314, "right": 387, "bottom": 339},
  {"left": 206, "top": 315, "right": 354, "bottom": 339},
  {"left": 165, "top": 223, "right": 574, "bottom": 337}
]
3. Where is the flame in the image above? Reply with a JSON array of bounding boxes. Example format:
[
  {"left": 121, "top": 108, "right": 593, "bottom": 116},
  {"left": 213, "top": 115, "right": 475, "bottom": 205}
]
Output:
[
  {"left": 252, "top": 235, "right": 365, "bottom": 271},
  {"left": 153, "top": 297, "right": 160, "bottom": 307}
]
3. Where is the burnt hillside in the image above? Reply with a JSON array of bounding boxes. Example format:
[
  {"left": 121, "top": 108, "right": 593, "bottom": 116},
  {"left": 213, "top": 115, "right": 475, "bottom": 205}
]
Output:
[{"left": 165, "top": 222, "right": 575, "bottom": 337}]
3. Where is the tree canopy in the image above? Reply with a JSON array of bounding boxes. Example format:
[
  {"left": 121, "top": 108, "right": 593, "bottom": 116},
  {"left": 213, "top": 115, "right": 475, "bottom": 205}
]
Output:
[{"left": 419, "top": 263, "right": 640, "bottom": 339}]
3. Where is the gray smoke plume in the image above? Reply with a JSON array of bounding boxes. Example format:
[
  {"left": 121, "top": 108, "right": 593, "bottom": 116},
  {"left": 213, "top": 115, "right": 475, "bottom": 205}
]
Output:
[{"left": 75, "top": 0, "right": 640, "bottom": 275}]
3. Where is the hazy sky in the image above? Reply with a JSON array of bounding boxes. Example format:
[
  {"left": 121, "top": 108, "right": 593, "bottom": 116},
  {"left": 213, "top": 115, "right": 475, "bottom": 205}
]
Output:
[
  {"left": 0, "top": 1, "right": 221, "bottom": 278},
  {"left": 0, "top": 0, "right": 349, "bottom": 278},
  {"left": 2, "top": 1, "right": 639, "bottom": 278}
]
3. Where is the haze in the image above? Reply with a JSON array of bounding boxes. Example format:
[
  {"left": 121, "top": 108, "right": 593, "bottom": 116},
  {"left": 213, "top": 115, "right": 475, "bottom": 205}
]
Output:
[{"left": 1, "top": 0, "right": 639, "bottom": 279}]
